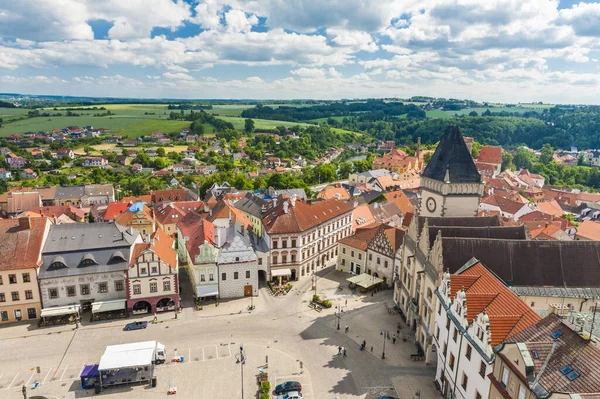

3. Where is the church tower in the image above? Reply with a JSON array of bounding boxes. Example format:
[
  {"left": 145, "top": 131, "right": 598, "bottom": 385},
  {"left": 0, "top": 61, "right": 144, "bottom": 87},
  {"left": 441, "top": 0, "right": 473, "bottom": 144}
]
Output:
[{"left": 419, "top": 125, "right": 483, "bottom": 217}]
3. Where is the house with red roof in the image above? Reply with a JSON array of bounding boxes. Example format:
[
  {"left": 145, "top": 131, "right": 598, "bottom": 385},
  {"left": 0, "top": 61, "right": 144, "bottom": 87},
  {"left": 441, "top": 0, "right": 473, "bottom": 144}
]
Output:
[
  {"left": 127, "top": 228, "right": 179, "bottom": 314},
  {"left": 176, "top": 212, "right": 218, "bottom": 300},
  {"left": 476, "top": 145, "right": 503, "bottom": 177},
  {"left": 262, "top": 195, "right": 353, "bottom": 281},
  {"left": 434, "top": 259, "right": 541, "bottom": 399}
]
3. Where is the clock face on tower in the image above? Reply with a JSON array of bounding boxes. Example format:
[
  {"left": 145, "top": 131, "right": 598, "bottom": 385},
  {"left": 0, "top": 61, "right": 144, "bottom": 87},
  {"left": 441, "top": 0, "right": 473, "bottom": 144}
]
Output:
[{"left": 426, "top": 197, "right": 437, "bottom": 213}]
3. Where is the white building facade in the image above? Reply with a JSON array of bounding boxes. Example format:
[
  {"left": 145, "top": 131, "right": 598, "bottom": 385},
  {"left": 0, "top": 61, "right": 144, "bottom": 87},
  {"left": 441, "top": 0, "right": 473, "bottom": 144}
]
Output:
[{"left": 217, "top": 234, "right": 259, "bottom": 299}]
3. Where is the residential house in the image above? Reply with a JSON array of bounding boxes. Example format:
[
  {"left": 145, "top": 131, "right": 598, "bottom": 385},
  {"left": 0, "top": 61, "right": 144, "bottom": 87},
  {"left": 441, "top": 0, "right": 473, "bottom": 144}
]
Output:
[
  {"left": 54, "top": 186, "right": 85, "bottom": 206},
  {"left": 518, "top": 169, "right": 545, "bottom": 188},
  {"left": 151, "top": 189, "right": 186, "bottom": 204},
  {"left": 0, "top": 218, "right": 50, "bottom": 323},
  {"left": 81, "top": 184, "right": 115, "bottom": 206},
  {"left": 365, "top": 224, "right": 405, "bottom": 283},
  {"left": 373, "top": 148, "right": 421, "bottom": 173},
  {"left": 369, "top": 200, "right": 405, "bottom": 227},
  {"left": 479, "top": 194, "right": 537, "bottom": 221},
  {"left": 267, "top": 157, "right": 281, "bottom": 168},
  {"left": 575, "top": 220, "right": 600, "bottom": 241},
  {"left": 435, "top": 260, "right": 540, "bottom": 399},
  {"left": 348, "top": 169, "right": 391, "bottom": 185},
  {"left": 316, "top": 185, "right": 351, "bottom": 201},
  {"left": 234, "top": 192, "right": 270, "bottom": 238},
  {"left": 114, "top": 155, "right": 131, "bottom": 166},
  {"left": 103, "top": 202, "right": 131, "bottom": 222},
  {"left": 5, "top": 191, "right": 42, "bottom": 217},
  {"left": 21, "top": 168, "right": 37, "bottom": 179},
  {"left": 488, "top": 314, "right": 600, "bottom": 399},
  {"left": 176, "top": 212, "right": 218, "bottom": 300},
  {"left": 114, "top": 202, "right": 155, "bottom": 237},
  {"left": 56, "top": 148, "right": 74, "bottom": 159},
  {"left": 127, "top": 228, "right": 179, "bottom": 314},
  {"left": 476, "top": 146, "right": 503, "bottom": 177},
  {"left": 82, "top": 157, "right": 109, "bottom": 168},
  {"left": 263, "top": 196, "right": 353, "bottom": 281},
  {"left": 217, "top": 232, "right": 259, "bottom": 299},
  {"left": 0, "top": 169, "right": 12, "bottom": 179},
  {"left": 336, "top": 224, "right": 380, "bottom": 275},
  {"left": 6, "top": 153, "right": 26, "bottom": 169},
  {"left": 154, "top": 202, "right": 185, "bottom": 236},
  {"left": 383, "top": 190, "right": 415, "bottom": 217},
  {"left": 38, "top": 223, "right": 141, "bottom": 318}
]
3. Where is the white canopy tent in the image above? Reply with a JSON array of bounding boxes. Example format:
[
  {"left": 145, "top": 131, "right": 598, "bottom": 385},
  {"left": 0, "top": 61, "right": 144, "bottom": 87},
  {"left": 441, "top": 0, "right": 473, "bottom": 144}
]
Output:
[
  {"left": 196, "top": 285, "right": 219, "bottom": 298},
  {"left": 40, "top": 304, "right": 81, "bottom": 318},
  {"left": 271, "top": 268, "right": 292, "bottom": 285},
  {"left": 92, "top": 299, "right": 126, "bottom": 314}
]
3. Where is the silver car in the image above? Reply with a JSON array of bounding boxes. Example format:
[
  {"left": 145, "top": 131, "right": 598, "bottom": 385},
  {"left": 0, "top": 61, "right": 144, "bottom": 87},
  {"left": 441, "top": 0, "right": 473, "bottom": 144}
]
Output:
[{"left": 277, "top": 391, "right": 303, "bottom": 399}]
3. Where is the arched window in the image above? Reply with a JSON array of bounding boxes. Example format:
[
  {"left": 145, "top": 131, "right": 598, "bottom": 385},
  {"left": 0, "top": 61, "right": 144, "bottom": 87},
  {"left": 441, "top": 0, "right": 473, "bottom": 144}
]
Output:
[{"left": 48, "top": 256, "right": 67, "bottom": 270}]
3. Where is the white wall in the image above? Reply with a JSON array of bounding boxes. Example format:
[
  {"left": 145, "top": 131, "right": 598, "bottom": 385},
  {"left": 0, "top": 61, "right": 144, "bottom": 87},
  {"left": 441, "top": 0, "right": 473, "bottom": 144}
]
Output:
[{"left": 40, "top": 271, "right": 127, "bottom": 308}]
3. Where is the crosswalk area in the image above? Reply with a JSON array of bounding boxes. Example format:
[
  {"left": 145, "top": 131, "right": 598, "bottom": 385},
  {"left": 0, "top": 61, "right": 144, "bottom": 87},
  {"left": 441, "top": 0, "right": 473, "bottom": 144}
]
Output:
[{"left": 0, "top": 363, "right": 85, "bottom": 391}]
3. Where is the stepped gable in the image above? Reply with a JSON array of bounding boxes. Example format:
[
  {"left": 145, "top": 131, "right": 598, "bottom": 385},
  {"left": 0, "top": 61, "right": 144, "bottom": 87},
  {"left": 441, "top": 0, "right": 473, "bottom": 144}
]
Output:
[{"left": 422, "top": 124, "right": 481, "bottom": 183}]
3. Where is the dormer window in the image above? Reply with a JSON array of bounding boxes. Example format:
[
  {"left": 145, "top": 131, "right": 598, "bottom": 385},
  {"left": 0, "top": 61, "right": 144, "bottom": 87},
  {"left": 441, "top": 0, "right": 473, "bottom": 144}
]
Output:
[
  {"left": 80, "top": 253, "right": 97, "bottom": 266},
  {"left": 108, "top": 250, "right": 127, "bottom": 264},
  {"left": 48, "top": 256, "right": 67, "bottom": 270}
]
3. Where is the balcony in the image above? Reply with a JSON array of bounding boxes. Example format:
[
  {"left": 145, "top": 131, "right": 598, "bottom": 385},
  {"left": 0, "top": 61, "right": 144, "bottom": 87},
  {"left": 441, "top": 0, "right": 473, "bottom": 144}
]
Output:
[{"left": 409, "top": 298, "right": 419, "bottom": 314}]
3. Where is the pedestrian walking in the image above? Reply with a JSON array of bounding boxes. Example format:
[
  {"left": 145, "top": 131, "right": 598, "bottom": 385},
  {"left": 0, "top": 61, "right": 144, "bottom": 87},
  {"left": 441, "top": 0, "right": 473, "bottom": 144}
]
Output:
[
  {"left": 345, "top": 299, "right": 347, "bottom": 306},
  {"left": 343, "top": 348, "right": 347, "bottom": 358},
  {"left": 345, "top": 325, "right": 349, "bottom": 333},
  {"left": 338, "top": 346, "right": 342, "bottom": 355},
  {"left": 362, "top": 340, "right": 366, "bottom": 348},
  {"left": 153, "top": 312, "right": 158, "bottom": 323},
  {"left": 370, "top": 345, "right": 374, "bottom": 353},
  {"left": 392, "top": 335, "right": 397, "bottom": 344}
]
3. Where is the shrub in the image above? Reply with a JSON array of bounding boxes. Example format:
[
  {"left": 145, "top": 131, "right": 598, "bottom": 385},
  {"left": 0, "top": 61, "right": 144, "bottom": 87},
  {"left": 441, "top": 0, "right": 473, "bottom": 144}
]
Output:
[
  {"left": 312, "top": 294, "right": 320, "bottom": 302},
  {"left": 321, "top": 300, "right": 332, "bottom": 308},
  {"left": 259, "top": 381, "right": 271, "bottom": 399}
]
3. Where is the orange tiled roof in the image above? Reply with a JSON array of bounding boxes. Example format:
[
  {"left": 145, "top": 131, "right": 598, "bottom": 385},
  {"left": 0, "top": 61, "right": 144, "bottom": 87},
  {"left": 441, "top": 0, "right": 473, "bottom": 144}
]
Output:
[
  {"left": 537, "top": 200, "right": 564, "bottom": 217},
  {"left": 317, "top": 186, "right": 350, "bottom": 201},
  {"left": 131, "top": 228, "right": 176, "bottom": 269},
  {"left": 339, "top": 223, "right": 381, "bottom": 251},
  {"left": 576, "top": 220, "right": 600, "bottom": 240},
  {"left": 383, "top": 190, "right": 414, "bottom": 215},
  {"left": 450, "top": 262, "right": 541, "bottom": 346},
  {"left": 477, "top": 146, "right": 503, "bottom": 164},
  {"left": 0, "top": 218, "right": 49, "bottom": 271},
  {"left": 104, "top": 202, "right": 131, "bottom": 221}
]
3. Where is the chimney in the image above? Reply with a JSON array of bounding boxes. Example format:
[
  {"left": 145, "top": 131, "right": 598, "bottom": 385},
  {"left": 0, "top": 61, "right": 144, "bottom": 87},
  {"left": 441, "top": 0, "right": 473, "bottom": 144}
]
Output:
[
  {"left": 283, "top": 201, "right": 289, "bottom": 214},
  {"left": 353, "top": 200, "right": 358, "bottom": 208},
  {"left": 290, "top": 194, "right": 297, "bottom": 207},
  {"left": 19, "top": 217, "right": 31, "bottom": 230}
]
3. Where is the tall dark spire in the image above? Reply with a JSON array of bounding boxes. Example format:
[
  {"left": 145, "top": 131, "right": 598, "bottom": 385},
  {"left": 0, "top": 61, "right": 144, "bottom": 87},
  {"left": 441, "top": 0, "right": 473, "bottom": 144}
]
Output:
[{"left": 422, "top": 124, "right": 481, "bottom": 183}]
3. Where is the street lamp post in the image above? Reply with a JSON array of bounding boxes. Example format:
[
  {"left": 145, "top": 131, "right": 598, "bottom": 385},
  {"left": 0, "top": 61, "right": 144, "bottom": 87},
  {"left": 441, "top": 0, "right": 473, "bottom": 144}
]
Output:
[
  {"left": 312, "top": 272, "right": 317, "bottom": 297},
  {"left": 336, "top": 304, "right": 341, "bottom": 330},
  {"left": 236, "top": 345, "right": 246, "bottom": 399}
]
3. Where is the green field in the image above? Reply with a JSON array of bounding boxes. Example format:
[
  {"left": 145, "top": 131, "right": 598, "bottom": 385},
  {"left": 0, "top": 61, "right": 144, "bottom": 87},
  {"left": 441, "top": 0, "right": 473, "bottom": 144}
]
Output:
[
  {"left": 219, "top": 116, "right": 317, "bottom": 130},
  {"left": 117, "top": 120, "right": 191, "bottom": 138},
  {"left": 426, "top": 109, "right": 452, "bottom": 119}
]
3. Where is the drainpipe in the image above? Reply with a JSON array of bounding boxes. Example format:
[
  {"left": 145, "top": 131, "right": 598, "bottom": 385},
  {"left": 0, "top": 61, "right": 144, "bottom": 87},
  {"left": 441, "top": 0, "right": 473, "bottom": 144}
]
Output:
[{"left": 579, "top": 297, "right": 588, "bottom": 312}]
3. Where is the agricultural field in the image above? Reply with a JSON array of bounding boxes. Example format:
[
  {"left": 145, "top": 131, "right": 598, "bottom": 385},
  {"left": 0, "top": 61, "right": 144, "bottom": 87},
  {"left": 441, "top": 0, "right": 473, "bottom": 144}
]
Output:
[
  {"left": 117, "top": 120, "right": 191, "bottom": 138},
  {"left": 425, "top": 109, "right": 452, "bottom": 119},
  {"left": 218, "top": 116, "right": 317, "bottom": 130}
]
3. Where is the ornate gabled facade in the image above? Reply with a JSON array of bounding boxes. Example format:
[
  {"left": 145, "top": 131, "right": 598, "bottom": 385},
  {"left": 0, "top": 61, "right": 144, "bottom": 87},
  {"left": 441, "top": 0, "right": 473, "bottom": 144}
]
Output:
[
  {"left": 434, "top": 261, "right": 540, "bottom": 399},
  {"left": 217, "top": 233, "right": 258, "bottom": 299},
  {"left": 365, "top": 224, "right": 405, "bottom": 284},
  {"left": 420, "top": 125, "right": 484, "bottom": 217}
]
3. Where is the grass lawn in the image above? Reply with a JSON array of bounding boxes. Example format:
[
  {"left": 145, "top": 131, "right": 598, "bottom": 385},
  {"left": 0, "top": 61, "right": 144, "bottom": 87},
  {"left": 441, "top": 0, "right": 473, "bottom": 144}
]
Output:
[
  {"left": 0, "top": 115, "right": 152, "bottom": 136},
  {"left": 445, "top": 106, "right": 550, "bottom": 116}
]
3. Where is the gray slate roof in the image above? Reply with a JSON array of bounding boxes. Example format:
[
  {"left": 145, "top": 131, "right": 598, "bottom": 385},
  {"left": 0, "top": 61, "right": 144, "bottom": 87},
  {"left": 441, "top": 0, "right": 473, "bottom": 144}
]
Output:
[
  {"left": 235, "top": 192, "right": 268, "bottom": 218},
  {"left": 40, "top": 223, "right": 139, "bottom": 279},
  {"left": 55, "top": 186, "right": 84, "bottom": 199},
  {"left": 422, "top": 124, "right": 481, "bottom": 183}
]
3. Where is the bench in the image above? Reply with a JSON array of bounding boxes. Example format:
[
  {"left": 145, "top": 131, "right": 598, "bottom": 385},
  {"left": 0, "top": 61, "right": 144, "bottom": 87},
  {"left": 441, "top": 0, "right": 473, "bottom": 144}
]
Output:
[
  {"left": 315, "top": 305, "right": 322, "bottom": 312},
  {"left": 410, "top": 354, "right": 425, "bottom": 361}
]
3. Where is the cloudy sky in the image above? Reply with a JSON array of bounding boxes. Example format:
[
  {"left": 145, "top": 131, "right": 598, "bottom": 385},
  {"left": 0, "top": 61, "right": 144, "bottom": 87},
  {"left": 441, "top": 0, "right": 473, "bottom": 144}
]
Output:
[{"left": 2, "top": 0, "right": 600, "bottom": 103}]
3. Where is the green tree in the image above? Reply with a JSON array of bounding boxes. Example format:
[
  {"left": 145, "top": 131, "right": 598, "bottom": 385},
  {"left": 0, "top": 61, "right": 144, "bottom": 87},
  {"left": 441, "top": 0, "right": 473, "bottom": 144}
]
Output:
[
  {"left": 245, "top": 118, "right": 255, "bottom": 133},
  {"left": 423, "top": 152, "right": 432, "bottom": 164},
  {"left": 468, "top": 111, "right": 478, "bottom": 117},
  {"left": 482, "top": 109, "right": 492, "bottom": 116},
  {"left": 337, "top": 162, "right": 353, "bottom": 179},
  {"left": 0, "top": 179, "right": 7, "bottom": 194},
  {"left": 156, "top": 147, "right": 166, "bottom": 157},
  {"left": 540, "top": 143, "right": 554, "bottom": 165},
  {"left": 513, "top": 147, "right": 535, "bottom": 170},
  {"left": 501, "top": 152, "right": 514, "bottom": 171}
]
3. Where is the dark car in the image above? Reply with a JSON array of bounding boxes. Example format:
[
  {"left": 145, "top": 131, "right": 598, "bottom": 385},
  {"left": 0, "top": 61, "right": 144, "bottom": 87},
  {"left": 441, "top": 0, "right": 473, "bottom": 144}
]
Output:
[
  {"left": 124, "top": 321, "right": 148, "bottom": 331},
  {"left": 274, "top": 381, "right": 302, "bottom": 395}
]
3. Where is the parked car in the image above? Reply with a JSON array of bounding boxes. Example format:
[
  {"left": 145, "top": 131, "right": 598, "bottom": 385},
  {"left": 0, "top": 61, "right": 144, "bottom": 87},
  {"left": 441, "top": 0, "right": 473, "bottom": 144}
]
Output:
[
  {"left": 274, "top": 381, "right": 302, "bottom": 395},
  {"left": 124, "top": 321, "right": 148, "bottom": 331},
  {"left": 276, "top": 391, "right": 302, "bottom": 399}
]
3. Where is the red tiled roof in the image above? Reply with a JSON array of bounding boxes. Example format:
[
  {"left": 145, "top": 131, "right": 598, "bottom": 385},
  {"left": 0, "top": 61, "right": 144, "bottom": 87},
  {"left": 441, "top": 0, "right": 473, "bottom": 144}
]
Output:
[
  {"left": 478, "top": 146, "right": 503, "bottom": 164},
  {"left": 383, "top": 190, "right": 415, "bottom": 215},
  {"left": 154, "top": 202, "right": 185, "bottom": 225},
  {"left": 576, "top": 220, "right": 600, "bottom": 240},
  {"left": 177, "top": 212, "right": 215, "bottom": 260},
  {"left": 0, "top": 218, "right": 48, "bottom": 271},
  {"left": 263, "top": 197, "right": 354, "bottom": 234},
  {"left": 103, "top": 202, "right": 131, "bottom": 221},
  {"left": 317, "top": 186, "right": 350, "bottom": 201},
  {"left": 339, "top": 223, "right": 381, "bottom": 251},
  {"left": 450, "top": 262, "right": 541, "bottom": 346},
  {"left": 151, "top": 189, "right": 185, "bottom": 203}
]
